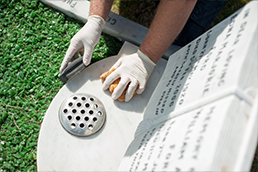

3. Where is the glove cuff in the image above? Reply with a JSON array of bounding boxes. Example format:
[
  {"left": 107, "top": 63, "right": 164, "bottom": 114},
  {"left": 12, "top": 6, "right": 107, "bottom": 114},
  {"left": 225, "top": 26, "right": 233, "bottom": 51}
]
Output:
[
  {"left": 88, "top": 15, "right": 106, "bottom": 30},
  {"left": 137, "top": 49, "right": 156, "bottom": 67}
]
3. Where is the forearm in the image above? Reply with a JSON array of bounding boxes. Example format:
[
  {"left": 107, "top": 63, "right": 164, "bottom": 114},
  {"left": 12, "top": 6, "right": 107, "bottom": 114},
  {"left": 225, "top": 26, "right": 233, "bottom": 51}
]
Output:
[
  {"left": 90, "top": 0, "right": 114, "bottom": 20},
  {"left": 139, "top": 0, "right": 197, "bottom": 63}
]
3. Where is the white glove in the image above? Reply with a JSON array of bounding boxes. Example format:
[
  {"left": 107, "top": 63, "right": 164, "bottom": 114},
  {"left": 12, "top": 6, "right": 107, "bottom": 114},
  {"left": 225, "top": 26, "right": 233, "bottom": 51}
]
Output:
[
  {"left": 59, "top": 15, "right": 105, "bottom": 72},
  {"left": 102, "top": 50, "right": 156, "bottom": 102}
]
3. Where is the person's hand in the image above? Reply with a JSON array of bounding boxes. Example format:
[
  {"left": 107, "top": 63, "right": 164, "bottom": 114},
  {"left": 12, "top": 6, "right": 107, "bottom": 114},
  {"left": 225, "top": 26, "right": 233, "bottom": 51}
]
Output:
[
  {"left": 102, "top": 50, "right": 156, "bottom": 102},
  {"left": 59, "top": 15, "right": 105, "bottom": 72}
]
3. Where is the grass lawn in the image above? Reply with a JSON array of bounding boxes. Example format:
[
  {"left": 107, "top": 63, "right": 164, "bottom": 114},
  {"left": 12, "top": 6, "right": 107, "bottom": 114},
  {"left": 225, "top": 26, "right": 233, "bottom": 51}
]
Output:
[
  {"left": 0, "top": 0, "right": 257, "bottom": 171},
  {"left": 0, "top": 0, "right": 122, "bottom": 170}
]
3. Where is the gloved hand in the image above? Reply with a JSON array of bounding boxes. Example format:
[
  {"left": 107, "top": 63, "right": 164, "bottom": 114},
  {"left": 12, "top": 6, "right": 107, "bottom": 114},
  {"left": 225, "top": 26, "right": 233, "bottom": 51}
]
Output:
[
  {"left": 59, "top": 15, "right": 105, "bottom": 72},
  {"left": 102, "top": 50, "right": 156, "bottom": 102}
]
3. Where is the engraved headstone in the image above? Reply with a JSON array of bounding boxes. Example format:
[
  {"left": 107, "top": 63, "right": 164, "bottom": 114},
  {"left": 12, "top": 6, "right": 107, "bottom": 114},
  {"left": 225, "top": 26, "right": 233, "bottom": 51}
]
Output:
[{"left": 119, "top": 1, "right": 257, "bottom": 171}]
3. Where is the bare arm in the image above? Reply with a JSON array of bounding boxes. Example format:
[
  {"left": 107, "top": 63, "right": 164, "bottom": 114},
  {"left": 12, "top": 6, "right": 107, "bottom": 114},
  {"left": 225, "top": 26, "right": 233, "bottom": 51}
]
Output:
[
  {"left": 90, "top": 0, "right": 114, "bottom": 20},
  {"left": 139, "top": 0, "right": 197, "bottom": 63}
]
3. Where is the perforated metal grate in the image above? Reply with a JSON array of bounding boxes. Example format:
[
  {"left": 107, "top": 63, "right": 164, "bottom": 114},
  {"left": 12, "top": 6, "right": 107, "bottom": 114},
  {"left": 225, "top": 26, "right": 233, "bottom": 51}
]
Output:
[{"left": 59, "top": 94, "right": 106, "bottom": 136}]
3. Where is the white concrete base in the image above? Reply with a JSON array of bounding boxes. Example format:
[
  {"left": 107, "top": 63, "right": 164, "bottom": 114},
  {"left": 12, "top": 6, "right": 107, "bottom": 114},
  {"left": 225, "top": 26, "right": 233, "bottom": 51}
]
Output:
[{"left": 37, "top": 42, "right": 168, "bottom": 171}]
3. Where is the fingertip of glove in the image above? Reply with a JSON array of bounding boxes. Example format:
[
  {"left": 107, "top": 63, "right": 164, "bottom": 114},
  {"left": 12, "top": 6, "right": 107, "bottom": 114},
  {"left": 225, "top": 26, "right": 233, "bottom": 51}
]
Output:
[
  {"left": 136, "top": 88, "right": 144, "bottom": 94},
  {"left": 59, "top": 65, "right": 65, "bottom": 73},
  {"left": 111, "top": 93, "right": 118, "bottom": 100},
  {"left": 83, "top": 59, "right": 90, "bottom": 66},
  {"left": 102, "top": 81, "right": 111, "bottom": 91},
  {"left": 102, "top": 85, "right": 108, "bottom": 91},
  {"left": 124, "top": 96, "right": 131, "bottom": 102}
]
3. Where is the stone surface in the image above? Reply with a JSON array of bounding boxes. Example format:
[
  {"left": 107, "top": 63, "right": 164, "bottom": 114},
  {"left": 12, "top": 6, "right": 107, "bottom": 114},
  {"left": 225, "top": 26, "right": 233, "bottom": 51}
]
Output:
[
  {"left": 37, "top": 42, "right": 168, "bottom": 171},
  {"left": 118, "top": 2, "right": 258, "bottom": 171}
]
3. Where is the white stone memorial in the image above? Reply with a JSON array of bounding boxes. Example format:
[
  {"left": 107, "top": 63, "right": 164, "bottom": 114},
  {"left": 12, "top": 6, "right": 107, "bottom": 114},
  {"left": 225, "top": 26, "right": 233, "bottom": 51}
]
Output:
[
  {"left": 119, "top": 1, "right": 258, "bottom": 171},
  {"left": 37, "top": 42, "right": 168, "bottom": 171},
  {"left": 37, "top": 1, "right": 258, "bottom": 171}
]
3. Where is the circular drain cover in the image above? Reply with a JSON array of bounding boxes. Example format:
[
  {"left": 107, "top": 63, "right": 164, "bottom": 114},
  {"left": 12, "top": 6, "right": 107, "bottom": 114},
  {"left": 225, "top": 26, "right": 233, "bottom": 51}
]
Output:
[{"left": 59, "top": 94, "right": 106, "bottom": 137}]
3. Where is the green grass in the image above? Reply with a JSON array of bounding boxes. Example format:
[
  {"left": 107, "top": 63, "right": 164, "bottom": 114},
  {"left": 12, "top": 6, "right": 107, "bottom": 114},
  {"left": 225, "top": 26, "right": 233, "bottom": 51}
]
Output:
[
  {"left": 0, "top": 0, "right": 122, "bottom": 171},
  {"left": 210, "top": 0, "right": 250, "bottom": 27},
  {"left": 0, "top": 0, "right": 257, "bottom": 171}
]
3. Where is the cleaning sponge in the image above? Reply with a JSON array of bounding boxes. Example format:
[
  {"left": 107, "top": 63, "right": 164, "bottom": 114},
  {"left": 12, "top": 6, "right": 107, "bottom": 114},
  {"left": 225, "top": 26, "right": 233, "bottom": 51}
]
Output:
[{"left": 100, "top": 68, "right": 138, "bottom": 102}]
